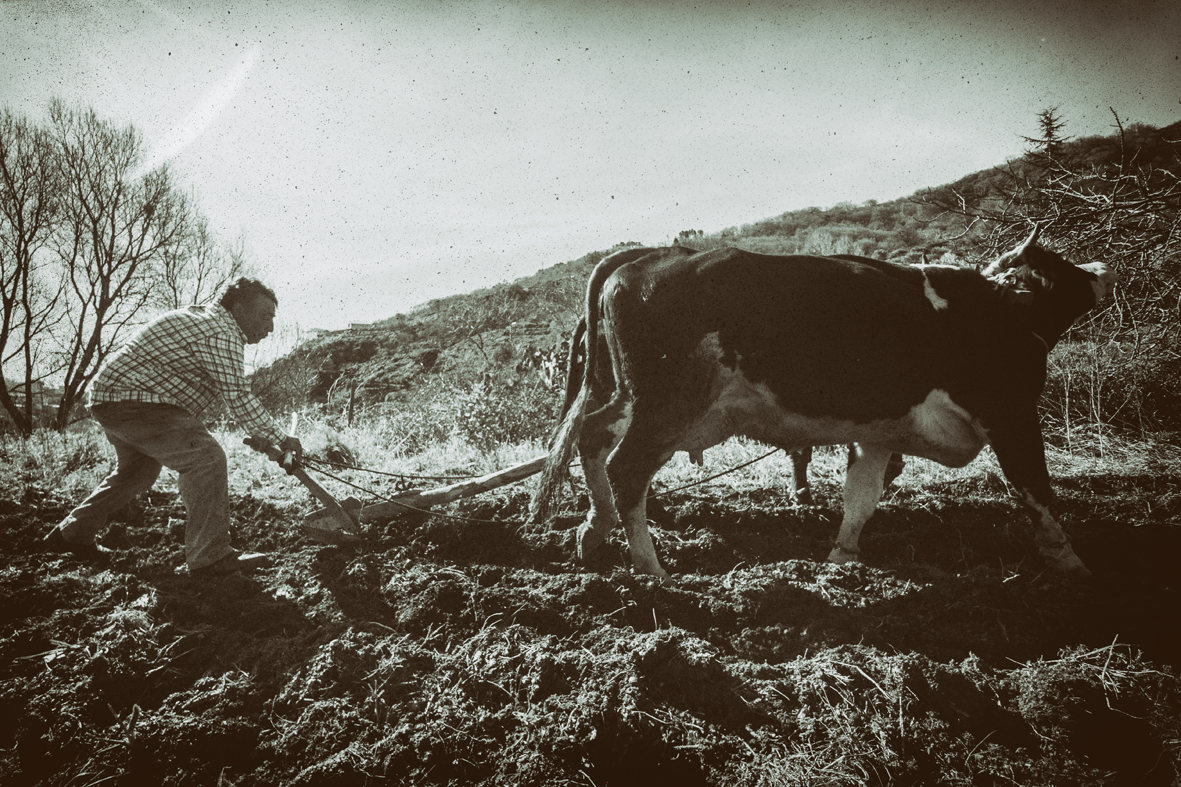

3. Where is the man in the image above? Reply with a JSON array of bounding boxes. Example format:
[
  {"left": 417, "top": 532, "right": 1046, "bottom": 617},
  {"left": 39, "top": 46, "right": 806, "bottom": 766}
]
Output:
[{"left": 44, "top": 278, "right": 303, "bottom": 576}]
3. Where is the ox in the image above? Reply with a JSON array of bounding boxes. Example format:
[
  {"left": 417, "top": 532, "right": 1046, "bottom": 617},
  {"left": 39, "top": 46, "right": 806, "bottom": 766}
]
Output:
[{"left": 530, "top": 229, "right": 1116, "bottom": 579}]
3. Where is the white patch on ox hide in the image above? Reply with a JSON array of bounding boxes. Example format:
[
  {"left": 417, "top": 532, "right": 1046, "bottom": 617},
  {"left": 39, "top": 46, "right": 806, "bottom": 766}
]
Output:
[
  {"left": 1078, "top": 262, "right": 1118, "bottom": 306},
  {"left": 606, "top": 400, "right": 633, "bottom": 441},
  {"left": 670, "top": 330, "right": 992, "bottom": 472},
  {"left": 921, "top": 269, "right": 949, "bottom": 311},
  {"left": 677, "top": 338, "right": 991, "bottom": 470},
  {"left": 677, "top": 333, "right": 860, "bottom": 455},
  {"left": 905, "top": 389, "right": 989, "bottom": 467}
]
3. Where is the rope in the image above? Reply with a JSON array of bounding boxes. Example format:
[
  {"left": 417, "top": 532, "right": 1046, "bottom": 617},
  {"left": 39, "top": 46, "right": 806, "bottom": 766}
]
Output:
[
  {"left": 302, "top": 463, "right": 401, "bottom": 499},
  {"left": 652, "top": 448, "right": 780, "bottom": 497}
]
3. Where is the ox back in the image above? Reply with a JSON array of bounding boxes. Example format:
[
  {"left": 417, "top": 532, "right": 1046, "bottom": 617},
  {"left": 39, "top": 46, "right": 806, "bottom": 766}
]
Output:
[{"left": 531, "top": 231, "right": 1116, "bottom": 579}]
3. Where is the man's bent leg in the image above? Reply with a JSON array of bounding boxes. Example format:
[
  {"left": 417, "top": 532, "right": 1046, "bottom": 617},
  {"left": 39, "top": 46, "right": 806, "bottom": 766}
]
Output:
[
  {"left": 58, "top": 410, "right": 163, "bottom": 546},
  {"left": 172, "top": 432, "right": 233, "bottom": 570}
]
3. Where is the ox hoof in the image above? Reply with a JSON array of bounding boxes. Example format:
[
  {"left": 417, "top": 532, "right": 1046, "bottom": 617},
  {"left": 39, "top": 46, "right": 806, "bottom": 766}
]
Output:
[
  {"left": 575, "top": 521, "right": 607, "bottom": 561},
  {"left": 1046, "top": 548, "right": 1092, "bottom": 578},
  {"left": 826, "top": 546, "right": 860, "bottom": 565},
  {"left": 628, "top": 555, "right": 675, "bottom": 579},
  {"left": 791, "top": 489, "right": 813, "bottom": 507},
  {"left": 632, "top": 562, "right": 671, "bottom": 582}
]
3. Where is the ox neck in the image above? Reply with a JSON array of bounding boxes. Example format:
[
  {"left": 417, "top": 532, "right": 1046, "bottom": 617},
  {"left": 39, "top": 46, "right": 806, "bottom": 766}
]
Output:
[{"left": 997, "top": 284, "right": 1057, "bottom": 355}]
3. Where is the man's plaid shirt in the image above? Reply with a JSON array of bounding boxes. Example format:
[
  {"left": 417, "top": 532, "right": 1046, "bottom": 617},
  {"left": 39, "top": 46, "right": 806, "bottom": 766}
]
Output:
[{"left": 89, "top": 304, "right": 287, "bottom": 445}]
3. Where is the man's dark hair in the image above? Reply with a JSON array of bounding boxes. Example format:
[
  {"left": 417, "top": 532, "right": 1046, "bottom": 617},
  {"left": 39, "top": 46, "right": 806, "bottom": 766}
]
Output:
[{"left": 219, "top": 278, "right": 277, "bottom": 310}]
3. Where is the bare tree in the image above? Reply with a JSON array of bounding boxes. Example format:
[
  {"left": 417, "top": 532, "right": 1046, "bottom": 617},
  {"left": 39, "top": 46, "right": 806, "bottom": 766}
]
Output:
[
  {"left": 151, "top": 210, "right": 252, "bottom": 310},
  {"left": 918, "top": 109, "right": 1180, "bottom": 325},
  {"left": 0, "top": 108, "right": 64, "bottom": 435},
  {"left": 45, "top": 99, "right": 193, "bottom": 430}
]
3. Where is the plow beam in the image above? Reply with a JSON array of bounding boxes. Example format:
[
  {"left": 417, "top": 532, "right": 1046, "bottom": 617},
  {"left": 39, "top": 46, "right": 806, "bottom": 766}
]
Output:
[{"left": 360, "top": 455, "right": 547, "bottom": 524}]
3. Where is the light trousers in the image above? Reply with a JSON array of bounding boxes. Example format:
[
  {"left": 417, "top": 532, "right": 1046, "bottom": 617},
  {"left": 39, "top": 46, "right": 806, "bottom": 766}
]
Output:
[{"left": 59, "top": 402, "right": 234, "bottom": 570}]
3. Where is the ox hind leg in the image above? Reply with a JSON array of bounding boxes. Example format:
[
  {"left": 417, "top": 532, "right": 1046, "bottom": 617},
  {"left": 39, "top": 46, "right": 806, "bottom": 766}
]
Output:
[
  {"left": 883, "top": 451, "right": 906, "bottom": 489},
  {"left": 790, "top": 446, "right": 905, "bottom": 508},
  {"left": 827, "top": 444, "right": 894, "bottom": 564},
  {"left": 602, "top": 409, "right": 676, "bottom": 579},
  {"left": 575, "top": 396, "right": 631, "bottom": 561},
  {"left": 847, "top": 445, "right": 906, "bottom": 491}
]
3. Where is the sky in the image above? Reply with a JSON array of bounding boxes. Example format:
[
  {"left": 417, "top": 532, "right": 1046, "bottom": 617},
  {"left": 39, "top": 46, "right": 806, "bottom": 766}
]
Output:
[{"left": 3, "top": 0, "right": 1179, "bottom": 352}]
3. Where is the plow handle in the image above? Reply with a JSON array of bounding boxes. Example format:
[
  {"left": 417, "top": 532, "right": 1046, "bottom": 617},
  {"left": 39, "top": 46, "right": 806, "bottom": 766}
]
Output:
[{"left": 243, "top": 437, "right": 359, "bottom": 526}]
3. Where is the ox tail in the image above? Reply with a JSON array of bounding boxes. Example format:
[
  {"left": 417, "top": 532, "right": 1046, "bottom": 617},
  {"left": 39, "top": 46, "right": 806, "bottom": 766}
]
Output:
[
  {"left": 530, "top": 316, "right": 588, "bottom": 522},
  {"left": 559, "top": 316, "right": 587, "bottom": 420},
  {"left": 529, "top": 383, "right": 589, "bottom": 523},
  {"left": 530, "top": 249, "right": 649, "bottom": 523}
]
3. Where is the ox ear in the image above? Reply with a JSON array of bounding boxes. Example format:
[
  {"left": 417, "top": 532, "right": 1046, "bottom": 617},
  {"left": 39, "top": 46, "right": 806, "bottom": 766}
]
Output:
[{"left": 984, "top": 224, "right": 1041, "bottom": 276}]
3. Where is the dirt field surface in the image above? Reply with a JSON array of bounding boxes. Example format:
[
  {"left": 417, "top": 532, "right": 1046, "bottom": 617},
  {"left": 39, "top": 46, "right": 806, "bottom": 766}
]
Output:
[{"left": 3, "top": 466, "right": 1180, "bottom": 786}]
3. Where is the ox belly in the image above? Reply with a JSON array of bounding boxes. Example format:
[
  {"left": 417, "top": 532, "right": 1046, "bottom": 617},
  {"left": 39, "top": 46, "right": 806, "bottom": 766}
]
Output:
[{"left": 677, "top": 356, "right": 988, "bottom": 469}]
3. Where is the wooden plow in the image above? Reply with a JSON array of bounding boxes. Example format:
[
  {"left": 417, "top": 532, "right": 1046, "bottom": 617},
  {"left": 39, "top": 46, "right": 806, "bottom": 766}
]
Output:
[{"left": 302, "top": 455, "right": 547, "bottom": 545}]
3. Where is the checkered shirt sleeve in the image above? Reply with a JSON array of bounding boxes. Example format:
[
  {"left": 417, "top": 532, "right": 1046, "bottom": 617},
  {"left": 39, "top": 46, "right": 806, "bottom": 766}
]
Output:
[{"left": 89, "top": 305, "right": 287, "bottom": 445}]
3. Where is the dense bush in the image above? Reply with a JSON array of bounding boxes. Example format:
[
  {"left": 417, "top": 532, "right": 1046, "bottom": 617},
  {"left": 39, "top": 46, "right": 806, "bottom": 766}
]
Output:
[
  {"left": 1041, "top": 339, "right": 1173, "bottom": 440},
  {"left": 356, "top": 375, "right": 559, "bottom": 457},
  {"left": 451, "top": 378, "right": 558, "bottom": 452}
]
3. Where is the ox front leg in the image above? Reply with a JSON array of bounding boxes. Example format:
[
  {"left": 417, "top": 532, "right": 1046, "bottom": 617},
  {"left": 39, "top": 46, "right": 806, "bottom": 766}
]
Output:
[
  {"left": 827, "top": 444, "right": 893, "bottom": 564},
  {"left": 990, "top": 417, "right": 1090, "bottom": 575},
  {"left": 575, "top": 399, "right": 630, "bottom": 562},
  {"left": 788, "top": 447, "right": 813, "bottom": 505}
]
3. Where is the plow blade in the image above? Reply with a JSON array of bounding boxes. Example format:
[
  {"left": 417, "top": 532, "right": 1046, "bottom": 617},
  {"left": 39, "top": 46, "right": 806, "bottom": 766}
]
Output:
[
  {"left": 302, "top": 495, "right": 365, "bottom": 545},
  {"left": 244, "top": 437, "right": 365, "bottom": 545}
]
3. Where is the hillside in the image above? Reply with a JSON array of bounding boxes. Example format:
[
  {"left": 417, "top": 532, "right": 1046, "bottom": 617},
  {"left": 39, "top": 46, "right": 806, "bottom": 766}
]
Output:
[{"left": 250, "top": 117, "right": 1181, "bottom": 433}]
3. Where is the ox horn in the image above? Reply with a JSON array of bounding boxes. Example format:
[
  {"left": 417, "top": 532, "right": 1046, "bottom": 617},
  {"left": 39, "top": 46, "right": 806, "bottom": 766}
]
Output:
[
  {"left": 1017, "top": 223, "right": 1040, "bottom": 253},
  {"left": 983, "top": 223, "right": 1042, "bottom": 277}
]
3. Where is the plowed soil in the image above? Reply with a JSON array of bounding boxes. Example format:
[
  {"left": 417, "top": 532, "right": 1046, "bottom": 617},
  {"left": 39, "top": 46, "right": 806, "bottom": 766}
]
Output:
[{"left": 2, "top": 467, "right": 1180, "bottom": 786}]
